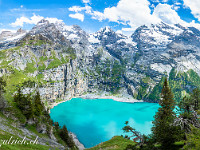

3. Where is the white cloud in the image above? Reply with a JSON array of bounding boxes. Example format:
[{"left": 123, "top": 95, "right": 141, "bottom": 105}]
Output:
[
  {"left": 69, "top": 6, "right": 85, "bottom": 12},
  {"left": 90, "top": 11, "right": 104, "bottom": 21},
  {"left": 186, "top": 20, "right": 200, "bottom": 30},
  {"left": 69, "top": 5, "right": 91, "bottom": 13},
  {"left": 10, "top": 14, "right": 44, "bottom": 27},
  {"left": 82, "top": 0, "right": 90, "bottom": 3},
  {"left": 10, "top": 14, "right": 64, "bottom": 27},
  {"left": 68, "top": 0, "right": 200, "bottom": 33},
  {"left": 69, "top": 13, "right": 84, "bottom": 22},
  {"left": 153, "top": 4, "right": 200, "bottom": 30},
  {"left": 172, "top": 2, "right": 182, "bottom": 10},
  {"left": 183, "top": 0, "right": 200, "bottom": 21},
  {"left": 151, "top": 0, "right": 168, "bottom": 2},
  {"left": 46, "top": 17, "right": 63, "bottom": 23},
  {"left": 153, "top": 4, "right": 184, "bottom": 24},
  {"left": 86, "top": 0, "right": 160, "bottom": 30},
  {"left": 10, "top": 7, "right": 43, "bottom": 12},
  {"left": 0, "top": 29, "right": 16, "bottom": 34}
]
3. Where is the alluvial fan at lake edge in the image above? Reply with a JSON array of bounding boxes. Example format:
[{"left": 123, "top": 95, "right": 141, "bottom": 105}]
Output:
[{"left": 50, "top": 98, "right": 160, "bottom": 148}]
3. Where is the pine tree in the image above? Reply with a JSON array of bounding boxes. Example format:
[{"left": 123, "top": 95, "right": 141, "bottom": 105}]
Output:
[
  {"left": 14, "top": 88, "right": 33, "bottom": 119},
  {"left": 14, "top": 87, "right": 25, "bottom": 110},
  {"left": 190, "top": 88, "right": 200, "bottom": 110},
  {"left": 23, "top": 94, "right": 34, "bottom": 119},
  {"left": 152, "top": 78, "right": 181, "bottom": 148},
  {"left": 0, "top": 77, "right": 6, "bottom": 110},
  {"left": 54, "top": 122, "right": 60, "bottom": 130},
  {"left": 34, "top": 91, "right": 44, "bottom": 116},
  {"left": 59, "top": 125, "right": 75, "bottom": 148}
]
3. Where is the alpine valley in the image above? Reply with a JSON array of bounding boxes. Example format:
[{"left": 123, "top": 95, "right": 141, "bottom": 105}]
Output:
[{"left": 1, "top": 19, "right": 200, "bottom": 149}]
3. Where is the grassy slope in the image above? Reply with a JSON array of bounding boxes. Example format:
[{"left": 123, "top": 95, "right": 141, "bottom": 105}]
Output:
[
  {"left": 0, "top": 113, "right": 56, "bottom": 150},
  {"left": 87, "top": 136, "right": 185, "bottom": 150},
  {"left": 87, "top": 136, "right": 136, "bottom": 150}
]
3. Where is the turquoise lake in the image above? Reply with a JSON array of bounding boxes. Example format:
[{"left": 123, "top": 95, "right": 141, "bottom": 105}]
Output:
[{"left": 50, "top": 98, "right": 160, "bottom": 148}]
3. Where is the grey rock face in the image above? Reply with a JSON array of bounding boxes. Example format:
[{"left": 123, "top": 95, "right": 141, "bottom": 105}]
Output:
[
  {"left": 1, "top": 19, "right": 200, "bottom": 103},
  {"left": 36, "top": 123, "right": 46, "bottom": 134}
]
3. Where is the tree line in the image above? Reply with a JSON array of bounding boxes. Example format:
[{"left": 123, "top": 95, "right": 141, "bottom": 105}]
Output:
[{"left": 123, "top": 78, "right": 200, "bottom": 150}]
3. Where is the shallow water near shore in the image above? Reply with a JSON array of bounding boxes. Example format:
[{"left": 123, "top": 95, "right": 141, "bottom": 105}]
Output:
[{"left": 50, "top": 98, "right": 160, "bottom": 148}]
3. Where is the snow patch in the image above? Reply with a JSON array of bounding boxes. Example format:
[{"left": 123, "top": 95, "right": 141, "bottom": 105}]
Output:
[
  {"left": 4, "top": 33, "right": 26, "bottom": 42},
  {"left": 88, "top": 34, "right": 100, "bottom": 43},
  {"left": 151, "top": 63, "right": 172, "bottom": 74}
]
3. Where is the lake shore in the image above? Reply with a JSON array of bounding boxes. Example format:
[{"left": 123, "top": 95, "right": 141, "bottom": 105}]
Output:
[
  {"left": 49, "top": 93, "right": 142, "bottom": 109},
  {"left": 70, "top": 132, "right": 85, "bottom": 150}
]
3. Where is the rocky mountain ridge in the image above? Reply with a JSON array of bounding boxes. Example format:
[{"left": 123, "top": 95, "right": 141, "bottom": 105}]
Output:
[{"left": 1, "top": 19, "right": 200, "bottom": 105}]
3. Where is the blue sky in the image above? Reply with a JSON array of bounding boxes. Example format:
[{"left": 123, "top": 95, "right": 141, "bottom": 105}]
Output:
[{"left": 0, "top": 0, "right": 200, "bottom": 34}]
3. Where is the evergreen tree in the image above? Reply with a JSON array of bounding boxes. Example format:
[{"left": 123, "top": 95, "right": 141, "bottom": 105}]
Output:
[
  {"left": 178, "top": 92, "right": 200, "bottom": 134},
  {"left": 190, "top": 88, "right": 200, "bottom": 110},
  {"left": 54, "top": 122, "right": 60, "bottom": 130},
  {"left": 23, "top": 94, "right": 34, "bottom": 119},
  {"left": 179, "top": 96, "right": 191, "bottom": 115},
  {"left": 0, "top": 77, "right": 6, "bottom": 110},
  {"left": 14, "top": 87, "right": 25, "bottom": 110},
  {"left": 34, "top": 91, "right": 44, "bottom": 116},
  {"left": 184, "top": 125, "right": 200, "bottom": 150},
  {"left": 0, "top": 77, "right": 6, "bottom": 96},
  {"left": 14, "top": 88, "right": 33, "bottom": 119},
  {"left": 59, "top": 125, "right": 75, "bottom": 148},
  {"left": 152, "top": 78, "right": 181, "bottom": 148}
]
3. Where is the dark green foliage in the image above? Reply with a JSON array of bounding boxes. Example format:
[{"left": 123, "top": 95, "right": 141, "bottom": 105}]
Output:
[
  {"left": 184, "top": 125, "right": 200, "bottom": 150},
  {"left": 0, "top": 77, "right": 6, "bottom": 95},
  {"left": 54, "top": 122, "right": 60, "bottom": 131},
  {"left": 178, "top": 88, "right": 200, "bottom": 116},
  {"left": 123, "top": 122, "right": 156, "bottom": 150},
  {"left": 149, "top": 68, "right": 200, "bottom": 102},
  {"left": 122, "top": 121, "right": 144, "bottom": 144},
  {"left": 148, "top": 77, "right": 165, "bottom": 102},
  {"left": 59, "top": 125, "right": 76, "bottom": 148},
  {"left": 13, "top": 88, "right": 25, "bottom": 109},
  {"left": 178, "top": 96, "right": 191, "bottom": 117},
  {"left": 13, "top": 88, "right": 46, "bottom": 120},
  {"left": 34, "top": 91, "right": 44, "bottom": 116},
  {"left": 190, "top": 88, "right": 200, "bottom": 110},
  {"left": 22, "top": 80, "right": 35, "bottom": 88},
  {"left": 178, "top": 89, "right": 200, "bottom": 135},
  {"left": 125, "top": 144, "right": 137, "bottom": 150},
  {"left": 152, "top": 78, "right": 183, "bottom": 148},
  {"left": 14, "top": 88, "right": 33, "bottom": 119},
  {"left": 125, "top": 137, "right": 155, "bottom": 150},
  {"left": 53, "top": 122, "right": 77, "bottom": 148},
  {"left": 24, "top": 94, "right": 34, "bottom": 120},
  {"left": 43, "top": 108, "right": 53, "bottom": 125},
  {"left": 0, "top": 77, "right": 6, "bottom": 110},
  {"left": 169, "top": 69, "right": 200, "bottom": 102}
]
